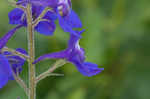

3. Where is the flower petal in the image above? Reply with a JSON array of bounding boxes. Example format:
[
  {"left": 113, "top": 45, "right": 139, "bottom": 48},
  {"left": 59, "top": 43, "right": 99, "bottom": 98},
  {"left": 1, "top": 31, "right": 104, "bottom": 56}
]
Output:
[
  {"left": 0, "top": 54, "right": 12, "bottom": 88},
  {"left": 2, "top": 48, "right": 27, "bottom": 79},
  {"left": 33, "top": 50, "right": 68, "bottom": 64},
  {"left": 31, "top": 0, "right": 58, "bottom": 8},
  {"left": 0, "top": 75, "right": 9, "bottom": 89},
  {"left": 73, "top": 61, "right": 104, "bottom": 77},
  {"left": 68, "top": 30, "right": 84, "bottom": 49},
  {"left": 35, "top": 21, "right": 56, "bottom": 36},
  {"left": 16, "top": 48, "right": 28, "bottom": 55},
  {"left": 32, "top": 4, "right": 57, "bottom": 21},
  {"left": 8, "top": 8, "right": 24, "bottom": 25},
  {"left": 61, "top": 10, "right": 82, "bottom": 28},
  {"left": 0, "top": 25, "right": 23, "bottom": 49},
  {"left": 44, "top": 11, "right": 58, "bottom": 21},
  {"left": 58, "top": 10, "right": 82, "bottom": 34},
  {"left": 7, "top": 55, "right": 25, "bottom": 74}
]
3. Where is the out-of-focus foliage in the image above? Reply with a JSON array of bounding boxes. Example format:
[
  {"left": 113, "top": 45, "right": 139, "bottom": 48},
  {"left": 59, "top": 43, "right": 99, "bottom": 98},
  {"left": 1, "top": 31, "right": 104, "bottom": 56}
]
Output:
[{"left": 0, "top": 0, "right": 150, "bottom": 99}]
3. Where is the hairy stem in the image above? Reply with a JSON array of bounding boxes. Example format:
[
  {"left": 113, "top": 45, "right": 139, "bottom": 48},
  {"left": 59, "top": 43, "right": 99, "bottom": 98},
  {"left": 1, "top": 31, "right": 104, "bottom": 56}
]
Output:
[
  {"left": 36, "top": 59, "right": 66, "bottom": 84},
  {"left": 2, "top": 47, "right": 29, "bottom": 60},
  {"left": 26, "top": 3, "right": 36, "bottom": 99},
  {"left": 36, "top": 73, "right": 64, "bottom": 84},
  {"left": 33, "top": 7, "right": 52, "bottom": 27}
]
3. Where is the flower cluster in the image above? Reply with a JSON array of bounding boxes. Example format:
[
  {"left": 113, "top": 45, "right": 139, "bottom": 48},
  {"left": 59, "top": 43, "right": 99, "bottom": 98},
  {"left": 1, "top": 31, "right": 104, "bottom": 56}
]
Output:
[
  {"left": 0, "top": 0, "right": 103, "bottom": 89},
  {"left": 9, "top": 0, "right": 82, "bottom": 36}
]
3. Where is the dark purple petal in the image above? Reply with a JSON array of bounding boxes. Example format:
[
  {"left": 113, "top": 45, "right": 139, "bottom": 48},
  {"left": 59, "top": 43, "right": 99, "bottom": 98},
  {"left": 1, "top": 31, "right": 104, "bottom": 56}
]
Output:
[
  {"left": 64, "top": 10, "right": 82, "bottom": 28},
  {"left": 68, "top": 30, "right": 84, "bottom": 49},
  {"left": 0, "top": 75, "right": 8, "bottom": 89},
  {"left": 59, "top": 16, "right": 77, "bottom": 35},
  {"left": 35, "top": 21, "right": 56, "bottom": 36},
  {"left": 17, "top": 0, "right": 58, "bottom": 8},
  {"left": 3, "top": 51, "right": 12, "bottom": 56},
  {"left": 58, "top": 10, "right": 82, "bottom": 36},
  {"left": 67, "top": 30, "right": 85, "bottom": 63},
  {"left": 32, "top": 4, "right": 57, "bottom": 21},
  {"left": 0, "top": 54, "right": 12, "bottom": 88},
  {"left": 75, "top": 62, "right": 104, "bottom": 77},
  {"left": 8, "top": 8, "right": 24, "bottom": 25},
  {"left": 67, "top": 47, "right": 85, "bottom": 63},
  {"left": 1, "top": 48, "right": 27, "bottom": 80},
  {"left": 44, "top": 11, "right": 58, "bottom": 20},
  {"left": 32, "top": 4, "right": 44, "bottom": 19},
  {"left": 33, "top": 50, "right": 68, "bottom": 64},
  {"left": 0, "top": 25, "right": 23, "bottom": 49},
  {"left": 6, "top": 48, "right": 27, "bottom": 74},
  {"left": 7, "top": 55, "right": 25, "bottom": 65},
  {"left": 30, "top": 0, "right": 58, "bottom": 8},
  {"left": 16, "top": 48, "right": 28, "bottom": 55}
]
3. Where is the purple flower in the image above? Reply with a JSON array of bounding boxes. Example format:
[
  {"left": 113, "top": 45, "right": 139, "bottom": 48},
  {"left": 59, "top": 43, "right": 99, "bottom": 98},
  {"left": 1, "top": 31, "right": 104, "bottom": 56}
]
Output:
[
  {"left": 57, "top": 0, "right": 83, "bottom": 36},
  {"left": 0, "top": 26, "right": 27, "bottom": 89},
  {"left": 9, "top": 0, "right": 57, "bottom": 36},
  {"left": 58, "top": 10, "right": 83, "bottom": 36},
  {"left": 9, "top": 0, "right": 82, "bottom": 36},
  {"left": 34, "top": 30, "right": 104, "bottom": 77}
]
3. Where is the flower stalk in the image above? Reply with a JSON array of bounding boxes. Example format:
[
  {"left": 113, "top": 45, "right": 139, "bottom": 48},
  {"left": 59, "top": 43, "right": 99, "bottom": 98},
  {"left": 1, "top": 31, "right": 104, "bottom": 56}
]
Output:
[
  {"left": 36, "top": 59, "right": 66, "bottom": 84},
  {"left": 26, "top": 3, "right": 36, "bottom": 99},
  {"left": 2, "top": 47, "right": 29, "bottom": 60}
]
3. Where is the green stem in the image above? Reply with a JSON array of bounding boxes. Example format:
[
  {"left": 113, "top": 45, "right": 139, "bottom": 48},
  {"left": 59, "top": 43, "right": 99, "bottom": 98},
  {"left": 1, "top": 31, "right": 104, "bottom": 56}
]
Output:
[
  {"left": 33, "top": 7, "right": 52, "bottom": 27},
  {"left": 26, "top": 3, "right": 36, "bottom": 99},
  {"left": 36, "top": 59, "right": 66, "bottom": 84},
  {"left": 2, "top": 47, "right": 29, "bottom": 60}
]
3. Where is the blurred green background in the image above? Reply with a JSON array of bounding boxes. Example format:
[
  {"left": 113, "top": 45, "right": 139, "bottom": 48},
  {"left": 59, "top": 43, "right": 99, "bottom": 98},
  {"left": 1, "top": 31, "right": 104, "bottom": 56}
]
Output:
[{"left": 0, "top": 0, "right": 150, "bottom": 99}]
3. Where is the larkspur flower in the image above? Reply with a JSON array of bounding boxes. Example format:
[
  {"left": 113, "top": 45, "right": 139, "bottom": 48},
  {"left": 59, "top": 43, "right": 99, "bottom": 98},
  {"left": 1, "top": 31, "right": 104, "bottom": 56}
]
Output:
[
  {"left": 9, "top": 0, "right": 82, "bottom": 36},
  {"left": 9, "top": 0, "right": 58, "bottom": 35},
  {"left": 57, "top": 0, "right": 83, "bottom": 36},
  {"left": 0, "top": 26, "right": 27, "bottom": 89},
  {"left": 34, "top": 30, "right": 104, "bottom": 77}
]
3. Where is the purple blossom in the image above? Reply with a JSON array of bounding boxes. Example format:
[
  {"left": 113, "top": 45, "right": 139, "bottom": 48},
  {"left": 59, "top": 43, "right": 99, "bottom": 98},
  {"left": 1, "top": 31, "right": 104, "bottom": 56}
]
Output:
[
  {"left": 57, "top": 0, "right": 83, "bottom": 36},
  {"left": 0, "top": 26, "right": 27, "bottom": 89},
  {"left": 0, "top": 48, "right": 27, "bottom": 88},
  {"left": 9, "top": 0, "right": 57, "bottom": 35},
  {"left": 34, "top": 30, "right": 104, "bottom": 77},
  {"left": 9, "top": 0, "right": 82, "bottom": 36}
]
